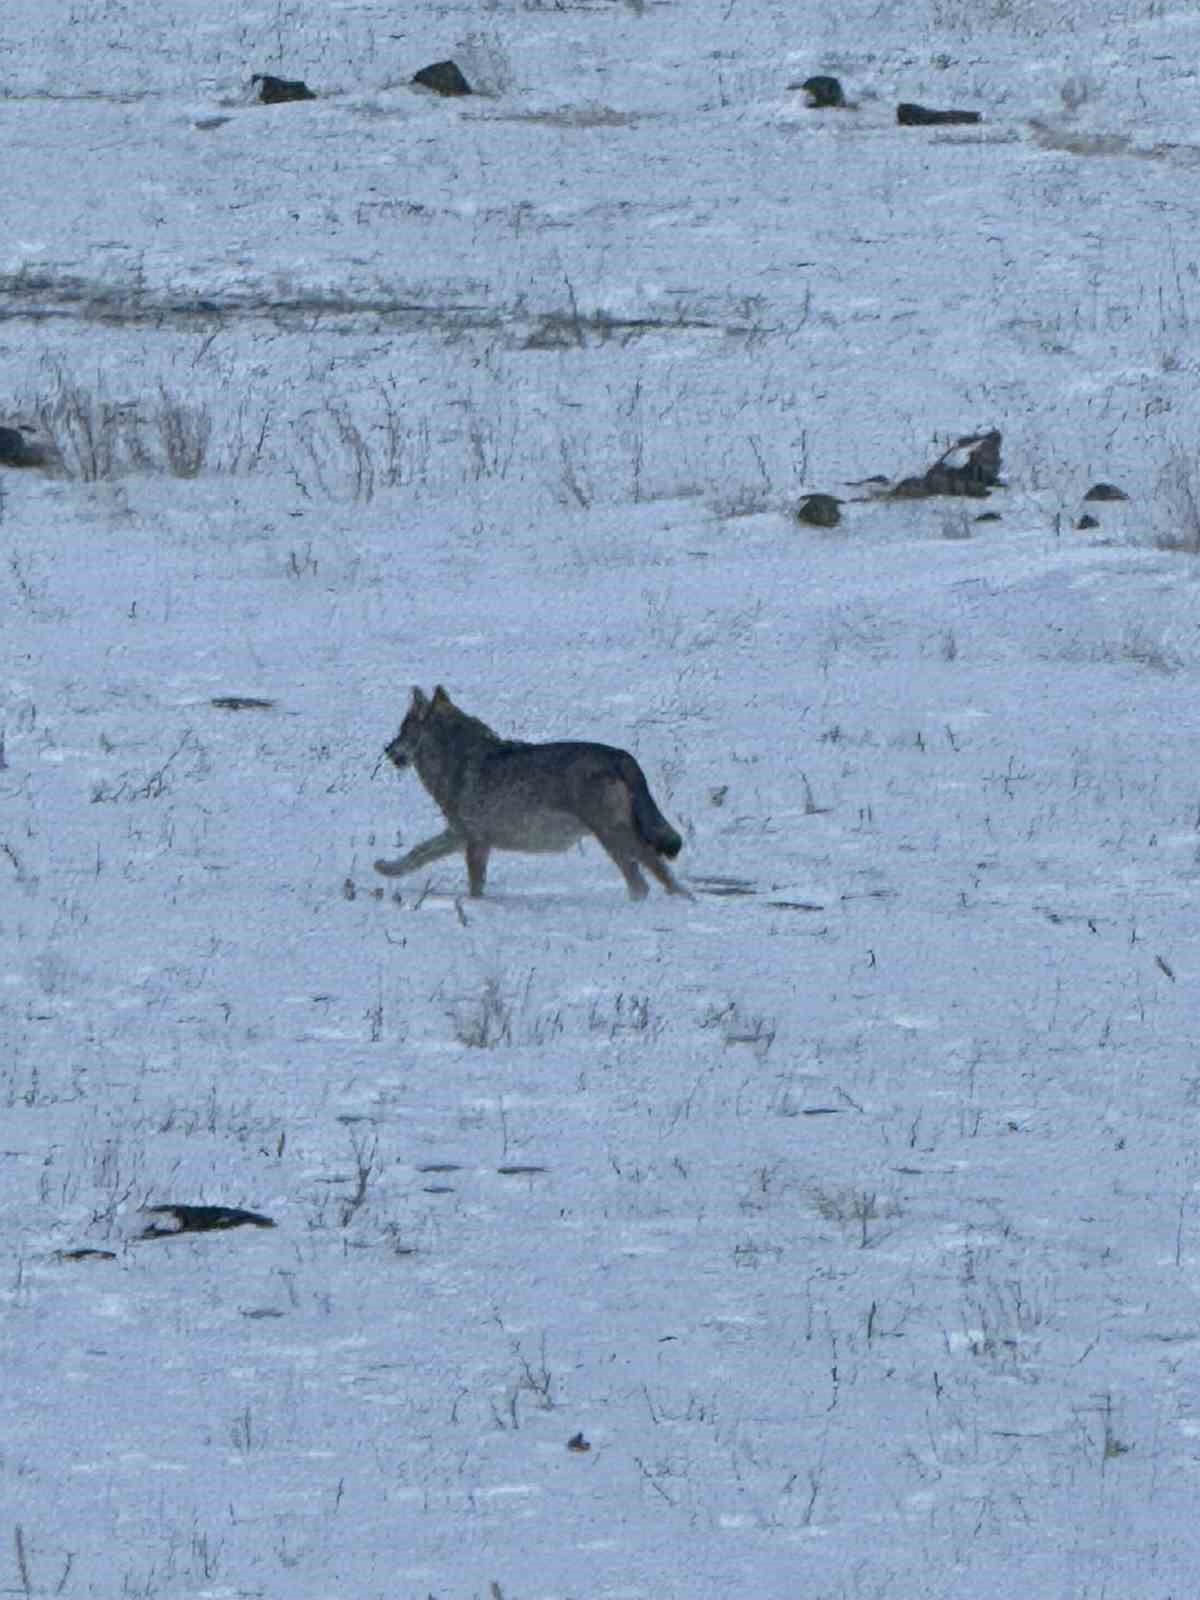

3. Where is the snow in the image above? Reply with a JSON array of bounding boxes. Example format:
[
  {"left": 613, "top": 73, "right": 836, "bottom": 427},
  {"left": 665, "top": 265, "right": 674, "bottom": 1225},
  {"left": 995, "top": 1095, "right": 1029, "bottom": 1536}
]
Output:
[{"left": 4, "top": 1, "right": 1200, "bottom": 1596}]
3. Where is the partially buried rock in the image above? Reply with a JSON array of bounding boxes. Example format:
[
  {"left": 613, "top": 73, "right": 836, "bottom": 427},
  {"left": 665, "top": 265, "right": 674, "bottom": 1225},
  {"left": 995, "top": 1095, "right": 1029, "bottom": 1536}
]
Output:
[
  {"left": 210, "top": 696, "right": 275, "bottom": 711},
  {"left": 1083, "top": 482, "right": 1128, "bottom": 502},
  {"left": 799, "top": 76, "right": 845, "bottom": 109},
  {"left": 0, "top": 423, "right": 51, "bottom": 468},
  {"left": 889, "top": 476, "right": 937, "bottom": 500},
  {"left": 252, "top": 73, "right": 316, "bottom": 104},
  {"left": 139, "top": 1204, "right": 276, "bottom": 1238},
  {"left": 1076, "top": 513, "right": 1100, "bottom": 530},
  {"left": 897, "top": 102, "right": 980, "bottom": 126},
  {"left": 927, "top": 429, "right": 1002, "bottom": 493},
  {"left": 413, "top": 60, "right": 472, "bottom": 97},
  {"left": 796, "top": 493, "right": 842, "bottom": 527},
  {"left": 887, "top": 431, "right": 1002, "bottom": 499}
]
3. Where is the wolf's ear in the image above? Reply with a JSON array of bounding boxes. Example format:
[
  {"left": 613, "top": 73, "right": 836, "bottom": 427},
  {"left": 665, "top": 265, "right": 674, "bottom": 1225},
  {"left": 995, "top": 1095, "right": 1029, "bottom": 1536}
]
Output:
[
  {"left": 431, "top": 685, "right": 451, "bottom": 709},
  {"left": 409, "top": 686, "right": 429, "bottom": 711}
]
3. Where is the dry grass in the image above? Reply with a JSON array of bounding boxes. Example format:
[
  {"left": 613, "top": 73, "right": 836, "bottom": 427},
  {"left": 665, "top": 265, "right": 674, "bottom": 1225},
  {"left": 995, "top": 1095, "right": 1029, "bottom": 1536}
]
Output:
[
  {"left": 1154, "top": 452, "right": 1200, "bottom": 554},
  {"left": 30, "top": 373, "right": 212, "bottom": 480}
]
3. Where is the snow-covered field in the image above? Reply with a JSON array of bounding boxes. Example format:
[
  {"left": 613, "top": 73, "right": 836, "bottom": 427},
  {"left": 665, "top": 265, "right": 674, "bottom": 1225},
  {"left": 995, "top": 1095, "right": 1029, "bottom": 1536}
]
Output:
[{"left": 5, "top": 2, "right": 1200, "bottom": 1595}]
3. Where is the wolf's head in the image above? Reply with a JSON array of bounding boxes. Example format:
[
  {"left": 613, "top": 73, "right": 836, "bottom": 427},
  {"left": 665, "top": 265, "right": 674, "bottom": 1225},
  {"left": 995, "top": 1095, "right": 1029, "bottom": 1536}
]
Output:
[{"left": 384, "top": 685, "right": 453, "bottom": 769}]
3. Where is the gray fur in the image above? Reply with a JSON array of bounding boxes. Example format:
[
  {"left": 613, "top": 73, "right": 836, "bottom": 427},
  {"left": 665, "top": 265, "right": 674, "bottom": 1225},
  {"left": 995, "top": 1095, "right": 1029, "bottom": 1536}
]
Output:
[{"left": 375, "top": 686, "right": 688, "bottom": 900}]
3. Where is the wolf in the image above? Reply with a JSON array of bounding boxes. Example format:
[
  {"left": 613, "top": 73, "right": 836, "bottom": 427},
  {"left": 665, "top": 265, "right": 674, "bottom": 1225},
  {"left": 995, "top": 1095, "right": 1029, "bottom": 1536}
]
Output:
[{"left": 375, "top": 687, "right": 688, "bottom": 901}]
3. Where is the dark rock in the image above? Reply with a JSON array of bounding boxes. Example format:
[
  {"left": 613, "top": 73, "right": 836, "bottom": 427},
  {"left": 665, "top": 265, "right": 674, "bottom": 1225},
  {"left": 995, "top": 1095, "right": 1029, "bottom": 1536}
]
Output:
[
  {"left": 139, "top": 1204, "right": 276, "bottom": 1238},
  {"left": 974, "top": 511, "right": 1001, "bottom": 522},
  {"left": 931, "top": 429, "right": 1002, "bottom": 491},
  {"left": 799, "top": 76, "right": 845, "bottom": 109},
  {"left": 1076, "top": 513, "right": 1100, "bottom": 530},
  {"left": 920, "top": 469, "right": 990, "bottom": 498},
  {"left": 887, "top": 431, "right": 1002, "bottom": 499},
  {"left": 252, "top": 73, "right": 317, "bottom": 104},
  {"left": 0, "top": 424, "right": 50, "bottom": 468},
  {"left": 413, "top": 60, "right": 472, "bottom": 97},
  {"left": 1083, "top": 482, "right": 1128, "bottom": 502},
  {"left": 897, "top": 102, "right": 981, "bottom": 126},
  {"left": 796, "top": 493, "right": 842, "bottom": 527}
]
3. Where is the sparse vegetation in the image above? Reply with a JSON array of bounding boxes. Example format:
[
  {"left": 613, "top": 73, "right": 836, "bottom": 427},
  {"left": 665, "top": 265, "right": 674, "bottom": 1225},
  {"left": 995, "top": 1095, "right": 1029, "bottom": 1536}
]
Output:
[
  {"left": 451, "top": 976, "right": 514, "bottom": 1048},
  {"left": 939, "top": 505, "right": 973, "bottom": 540},
  {"left": 1154, "top": 451, "right": 1200, "bottom": 553},
  {"left": 156, "top": 386, "right": 212, "bottom": 477},
  {"left": 700, "top": 1000, "right": 777, "bottom": 1058},
  {"left": 811, "top": 1184, "right": 901, "bottom": 1248},
  {"left": 26, "top": 372, "right": 213, "bottom": 479},
  {"left": 1058, "top": 74, "right": 1093, "bottom": 114},
  {"left": 338, "top": 1126, "right": 379, "bottom": 1227}
]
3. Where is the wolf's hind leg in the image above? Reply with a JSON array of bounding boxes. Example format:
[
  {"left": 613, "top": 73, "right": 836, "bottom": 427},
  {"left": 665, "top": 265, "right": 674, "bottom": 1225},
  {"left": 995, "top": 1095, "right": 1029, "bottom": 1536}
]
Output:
[
  {"left": 465, "top": 841, "right": 490, "bottom": 897},
  {"left": 375, "top": 829, "right": 462, "bottom": 878},
  {"left": 590, "top": 828, "right": 651, "bottom": 900},
  {"left": 641, "top": 848, "right": 693, "bottom": 898}
]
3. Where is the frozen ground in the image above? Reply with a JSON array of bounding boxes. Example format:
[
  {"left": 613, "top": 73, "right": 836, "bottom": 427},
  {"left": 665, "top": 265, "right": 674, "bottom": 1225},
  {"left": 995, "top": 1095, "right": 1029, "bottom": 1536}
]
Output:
[{"left": 4, "top": 2, "right": 1200, "bottom": 1597}]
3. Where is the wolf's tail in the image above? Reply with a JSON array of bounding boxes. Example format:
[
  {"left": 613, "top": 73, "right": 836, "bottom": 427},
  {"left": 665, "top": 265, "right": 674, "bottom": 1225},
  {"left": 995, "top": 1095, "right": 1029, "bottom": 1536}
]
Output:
[{"left": 622, "top": 756, "right": 682, "bottom": 859}]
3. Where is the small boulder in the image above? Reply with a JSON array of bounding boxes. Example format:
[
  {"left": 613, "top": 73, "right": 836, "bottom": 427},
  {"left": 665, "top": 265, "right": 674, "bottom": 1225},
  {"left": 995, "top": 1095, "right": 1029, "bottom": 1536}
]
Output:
[
  {"left": 799, "top": 76, "right": 845, "bottom": 109},
  {"left": 897, "top": 102, "right": 980, "bottom": 126},
  {"left": 932, "top": 429, "right": 1002, "bottom": 491},
  {"left": 889, "top": 476, "right": 937, "bottom": 500},
  {"left": 1083, "top": 482, "right": 1128, "bottom": 502},
  {"left": 920, "top": 469, "right": 990, "bottom": 498},
  {"left": 886, "top": 430, "right": 1002, "bottom": 499},
  {"left": 845, "top": 474, "right": 891, "bottom": 489},
  {"left": 0, "top": 424, "right": 50, "bottom": 468},
  {"left": 252, "top": 73, "right": 316, "bottom": 104},
  {"left": 139, "top": 1204, "right": 275, "bottom": 1238},
  {"left": 1076, "top": 513, "right": 1100, "bottom": 530},
  {"left": 796, "top": 492, "right": 842, "bottom": 527},
  {"left": 413, "top": 60, "right": 472, "bottom": 97}
]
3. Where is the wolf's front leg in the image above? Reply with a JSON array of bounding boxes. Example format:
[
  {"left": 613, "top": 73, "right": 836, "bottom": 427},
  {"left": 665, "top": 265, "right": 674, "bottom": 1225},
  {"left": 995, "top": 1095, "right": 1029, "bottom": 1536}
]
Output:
[
  {"left": 465, "top": 841, "right": 491, "bottom": 897},
  {"left": 375, "top": 828, "right": 462, "bottom": 878}
]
